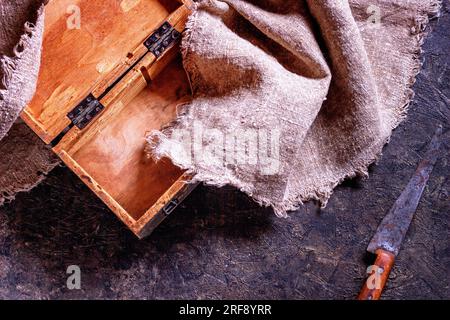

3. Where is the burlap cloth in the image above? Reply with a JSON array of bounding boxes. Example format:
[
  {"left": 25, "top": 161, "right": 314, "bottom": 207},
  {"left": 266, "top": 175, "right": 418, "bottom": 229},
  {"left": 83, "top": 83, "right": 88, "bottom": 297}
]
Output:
[
  {"left": 0, "top": 0, "right": 441, "bottom": 213},
  {"left": 0, "top": 0, "right": 59, "bottom": 206}
]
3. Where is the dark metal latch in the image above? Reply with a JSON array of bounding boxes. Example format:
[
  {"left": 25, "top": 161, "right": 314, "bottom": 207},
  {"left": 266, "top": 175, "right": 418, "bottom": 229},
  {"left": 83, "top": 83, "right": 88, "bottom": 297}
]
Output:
[{"left": 162, "top": 199, "right": 180, "bottom": 216}]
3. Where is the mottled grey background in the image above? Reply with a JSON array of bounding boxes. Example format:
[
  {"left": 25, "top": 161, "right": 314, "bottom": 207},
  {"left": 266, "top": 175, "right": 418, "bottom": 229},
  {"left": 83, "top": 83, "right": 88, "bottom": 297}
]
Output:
[{"left": 0, "top": 3, "right": 448, "bottom": 300}]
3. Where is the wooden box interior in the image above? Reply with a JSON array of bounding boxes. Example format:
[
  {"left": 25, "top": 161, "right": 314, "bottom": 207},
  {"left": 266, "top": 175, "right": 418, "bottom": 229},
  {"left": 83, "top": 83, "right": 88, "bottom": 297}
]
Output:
[
  {"left": 21, "top": 0, "right": 194, "bottom": 237},
  {"left": 69, "top": 58, "right": 188, "bottom": 222}
]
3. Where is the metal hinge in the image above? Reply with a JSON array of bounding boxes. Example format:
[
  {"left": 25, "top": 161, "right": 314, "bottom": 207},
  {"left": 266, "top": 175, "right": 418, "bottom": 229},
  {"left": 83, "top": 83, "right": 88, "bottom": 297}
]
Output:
[
  {"left": 51, "top": 21, "right": 178, "bottom": 148},
  {"left": 67, "top": 93, "right": 105, "bottom": 130},
  {"left": 144, "top": 22, "right": 181, "bottom": 58}
]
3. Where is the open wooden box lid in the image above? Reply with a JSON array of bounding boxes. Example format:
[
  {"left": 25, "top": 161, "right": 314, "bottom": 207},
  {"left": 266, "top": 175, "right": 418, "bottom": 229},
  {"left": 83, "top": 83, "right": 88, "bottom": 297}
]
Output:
[
  {"left": 23, "top": 0, "right": 192, "bottom": 145},
  {"left": 21, "top": 0, "right": 196, "bottom": 238}
]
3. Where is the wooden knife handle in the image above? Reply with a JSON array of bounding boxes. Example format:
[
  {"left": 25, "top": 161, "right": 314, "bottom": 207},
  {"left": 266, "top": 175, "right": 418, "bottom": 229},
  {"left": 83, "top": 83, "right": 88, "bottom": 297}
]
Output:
[{"left": 357, "top": 249, "right": 395, "bottom": 300}]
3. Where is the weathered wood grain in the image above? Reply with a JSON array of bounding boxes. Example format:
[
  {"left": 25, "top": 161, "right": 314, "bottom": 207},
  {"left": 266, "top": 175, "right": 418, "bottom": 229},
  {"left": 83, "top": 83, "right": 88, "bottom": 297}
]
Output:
[
  {"left": 21, "top": 0, "right": 195, "bottom": 238},
  {"left": 0, "top": 0, "right": 448, "bottom": 300}
]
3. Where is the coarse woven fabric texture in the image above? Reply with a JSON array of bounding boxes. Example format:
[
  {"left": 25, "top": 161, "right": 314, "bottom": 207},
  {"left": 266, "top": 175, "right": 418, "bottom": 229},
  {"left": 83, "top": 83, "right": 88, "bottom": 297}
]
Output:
[
  {"left": 0, "top": 0, "right": 59, "bottom": 206},
  {"left": 147, "top": 0, "right": 442, "bottom": 215},
  {"left": 0, "top": 0, "right": 441, "bottom": 213}
]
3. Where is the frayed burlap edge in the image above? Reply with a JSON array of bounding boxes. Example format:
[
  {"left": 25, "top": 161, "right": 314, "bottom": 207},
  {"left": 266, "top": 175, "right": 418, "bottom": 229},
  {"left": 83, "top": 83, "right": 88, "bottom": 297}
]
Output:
[
  {"left": 0, "top": 3, "right": 60, "bottom": 206},
  {"left": 149, "top": 0, "right": 442, "bottom": 215},
  {"left": 0, "top": 122, "right": 60, "bottom": 207},
  {"left": 0, "top": 4, "right": 46, "bottom": 140},
  {"left": 275, "top": 0, "right": 444, "bottom": 214}
]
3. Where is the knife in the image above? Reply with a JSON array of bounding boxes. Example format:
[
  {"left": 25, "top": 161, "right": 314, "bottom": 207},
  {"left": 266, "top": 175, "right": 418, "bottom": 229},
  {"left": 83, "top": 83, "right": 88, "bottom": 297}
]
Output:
[{"left": 357, "top": 126, "right": 443, "bottom": 300}]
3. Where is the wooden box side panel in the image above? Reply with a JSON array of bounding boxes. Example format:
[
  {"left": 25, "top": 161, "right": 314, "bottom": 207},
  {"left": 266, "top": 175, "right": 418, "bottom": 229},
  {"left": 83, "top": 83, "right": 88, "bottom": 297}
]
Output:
[{"left": 59, "top": 150, "right": 193, "bottom": 238}]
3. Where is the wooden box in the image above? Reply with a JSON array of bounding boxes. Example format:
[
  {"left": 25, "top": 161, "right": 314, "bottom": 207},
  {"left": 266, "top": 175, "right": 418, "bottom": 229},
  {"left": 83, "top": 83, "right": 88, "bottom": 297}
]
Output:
[{"left": 21, "top": 0, "right": 197, "bottom": 238}]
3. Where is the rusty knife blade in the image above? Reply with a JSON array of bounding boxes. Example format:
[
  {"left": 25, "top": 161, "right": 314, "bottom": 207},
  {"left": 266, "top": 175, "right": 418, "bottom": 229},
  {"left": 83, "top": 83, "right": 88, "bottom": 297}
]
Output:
[{"left": 367, "top": 126, "right": 443, "bottom": 256}]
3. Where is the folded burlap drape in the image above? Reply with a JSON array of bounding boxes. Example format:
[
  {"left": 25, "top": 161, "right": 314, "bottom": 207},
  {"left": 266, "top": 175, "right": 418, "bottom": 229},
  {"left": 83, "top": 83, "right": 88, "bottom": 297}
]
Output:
[
  {"left": 148, "top": 0, "right": 441, "bottom": 215},
  {"left": 0, "top": 0, "right": 441, "bottom": 212}
]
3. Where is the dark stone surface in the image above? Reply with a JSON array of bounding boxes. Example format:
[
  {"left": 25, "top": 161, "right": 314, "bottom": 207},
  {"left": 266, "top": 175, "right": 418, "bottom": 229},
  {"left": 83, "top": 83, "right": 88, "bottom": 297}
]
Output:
[{"left": 0, "top": 4, "right": 449, "bottom": 300}]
